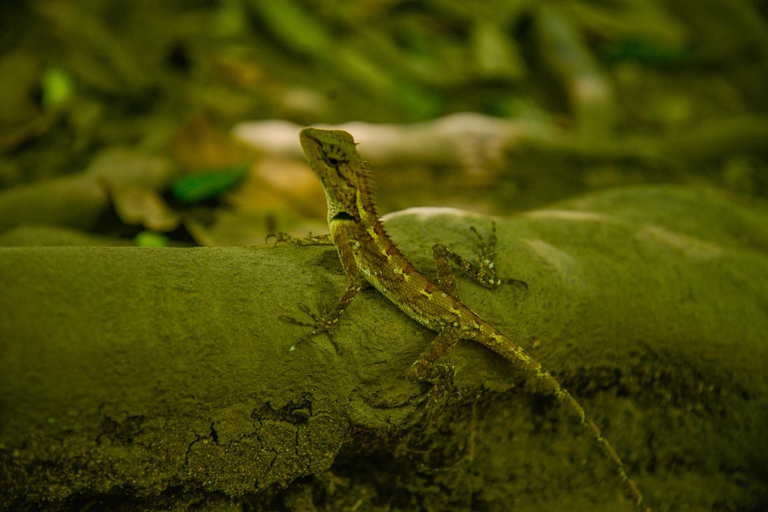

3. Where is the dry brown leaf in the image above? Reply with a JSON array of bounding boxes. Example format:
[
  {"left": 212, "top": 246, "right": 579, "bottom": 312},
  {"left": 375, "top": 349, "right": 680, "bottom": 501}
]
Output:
[
  {"left": 112, "top": 186, "right": 180, "bottom": 232},
  {"left": 172, "top": 113, "right": 256, "bottom": 172},
  {"left": 226, "top": 156, "right": 326, "bottom": 219}
]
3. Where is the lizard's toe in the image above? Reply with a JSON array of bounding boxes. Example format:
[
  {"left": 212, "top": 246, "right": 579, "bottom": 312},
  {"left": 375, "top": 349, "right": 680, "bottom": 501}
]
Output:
[
  {"left": 278, "top": 314, "right": 313, "bottom": 327},
  {"left": 406, "top": 361, "right": 455, "bottom": 382}
]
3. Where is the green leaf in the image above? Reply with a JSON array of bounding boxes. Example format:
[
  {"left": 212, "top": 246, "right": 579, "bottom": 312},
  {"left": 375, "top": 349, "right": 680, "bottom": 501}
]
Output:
[
  {"left": 602, "top": 39, "right": 689, "bottom": 65},
  {"left": 41, "top": 67, "right": 75, "bottom": 109},
  {"left": 133, "top": 231, "right": 169, "bottom": 247},
  {"left": 171, "top": 163, "right": 250, "bottom": 204}
]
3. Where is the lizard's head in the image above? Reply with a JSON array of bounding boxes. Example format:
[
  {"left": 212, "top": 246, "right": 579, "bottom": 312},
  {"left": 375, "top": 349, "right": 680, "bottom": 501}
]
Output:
[{"left": 299, "top": 128, "right": 369, "bottom": 223}]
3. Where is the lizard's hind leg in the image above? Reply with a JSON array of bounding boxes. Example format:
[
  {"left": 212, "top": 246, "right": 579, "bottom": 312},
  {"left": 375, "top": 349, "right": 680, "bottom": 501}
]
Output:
[
  {"left": 407, "top": 327, "right": 463, "bottom": 382},
  {"left": 432, "top": 221, "right": 526, "bottom": 297}
]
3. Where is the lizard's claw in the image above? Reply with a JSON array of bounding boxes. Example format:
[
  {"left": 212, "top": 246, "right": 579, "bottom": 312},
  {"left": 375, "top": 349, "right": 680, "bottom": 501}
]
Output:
[
  {"left": 406, "top": 361, "right": 455, "bottom": 383},
  {"left": 298, "top": 303, "right": 325, "bottom": 323},
  {"left": 278, "top": 314, "right": 313, "bottom": 328},
  {"left": 266, "top": 232, "right": 294, "bottom": 246},
  {"left": 279, "top": 303, "right": 328, "bottom": 332},
  {"left": 280, "top": 304, "right": 339, "bottom": 353},
  {"left": 469, "top": 225, "right": 487, "bottom": 246},
  {"left": 470, "top": 223, "right": 496, "bottom": 271},
  {"left": 470, "top": 222, "right": 529, "bottom": 291},
  {"left": 501, "top": 277, "right": 528, "bottom": 290},
  {"left": 407, "top": 362, "right": 456, "bottom": 402}
]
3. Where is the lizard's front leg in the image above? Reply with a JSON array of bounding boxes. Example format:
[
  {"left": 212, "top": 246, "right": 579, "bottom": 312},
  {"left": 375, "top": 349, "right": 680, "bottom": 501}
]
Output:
[
  {"left": 266, "top": 232, "right": 333, "bottom": 246},
  {"left": 280, "top": 234, "right": 362, "bottom": 351},
  {"left": 281, "top": 279, "right": 361, "bottom": 351}
]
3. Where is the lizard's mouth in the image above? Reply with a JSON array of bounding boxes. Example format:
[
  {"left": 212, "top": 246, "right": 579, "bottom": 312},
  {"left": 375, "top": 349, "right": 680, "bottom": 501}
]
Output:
[{"left": 331, "top": 211, "right": 355, "bottom": 221}]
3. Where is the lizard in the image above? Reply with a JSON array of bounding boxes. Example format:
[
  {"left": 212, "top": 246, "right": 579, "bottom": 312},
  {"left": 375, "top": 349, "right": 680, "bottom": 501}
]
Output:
[{"left": 276, "top": 127, "right": 649, "bottom": 511}]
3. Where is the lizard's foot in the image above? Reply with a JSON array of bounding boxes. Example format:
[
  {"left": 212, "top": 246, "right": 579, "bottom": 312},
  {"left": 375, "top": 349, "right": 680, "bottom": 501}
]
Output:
[
  {"left": 407, "top": 362, "right": 456, "bottom": 402},
  {"left": 471, "top": 222, "right": 528, "bottom": 290},
  {"left": 266, "top": 232, "right": 292, "bottom": 246},
  {"left": 279, "top": 304, "right": 339, "bottom": 352},
  {"left": 267, "top": 232, "right": 333, "bottom": 247},
  {"left": 406, "top": 361, "right": 455, "bottom": 383}
]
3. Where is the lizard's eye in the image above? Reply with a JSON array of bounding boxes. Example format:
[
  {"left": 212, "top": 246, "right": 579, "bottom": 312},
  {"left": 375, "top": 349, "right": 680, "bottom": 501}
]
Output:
[{"left": 323, "top": 145, "right": 347, "bottom": 167}]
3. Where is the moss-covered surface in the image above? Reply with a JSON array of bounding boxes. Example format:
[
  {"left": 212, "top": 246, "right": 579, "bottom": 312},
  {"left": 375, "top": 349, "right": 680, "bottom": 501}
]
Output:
[{"left": 1, "top": 185, "right": 767, "bottom": 511}]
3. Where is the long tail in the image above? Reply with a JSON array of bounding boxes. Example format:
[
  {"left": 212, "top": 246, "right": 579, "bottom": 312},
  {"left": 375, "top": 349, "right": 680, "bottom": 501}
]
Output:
[{"left": 481, "top": 331, "right": 650, "bottom": 511}]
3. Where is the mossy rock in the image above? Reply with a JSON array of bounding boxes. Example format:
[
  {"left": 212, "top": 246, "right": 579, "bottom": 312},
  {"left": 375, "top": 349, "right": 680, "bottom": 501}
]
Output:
[{"left": 1, "top": 185, "right": 766, "bottom": 511}]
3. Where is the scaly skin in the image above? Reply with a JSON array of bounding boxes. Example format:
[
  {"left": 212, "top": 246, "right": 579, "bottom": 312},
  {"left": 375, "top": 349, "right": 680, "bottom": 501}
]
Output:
[{"left": 289, "top": 127, "right": 649, "bottom": 510}]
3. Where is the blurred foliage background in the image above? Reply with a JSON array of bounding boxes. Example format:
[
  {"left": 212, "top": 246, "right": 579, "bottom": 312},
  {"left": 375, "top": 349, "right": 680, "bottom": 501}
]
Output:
[{"left": 1, "top": 0, "right": 767, "bottom": 247}]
